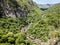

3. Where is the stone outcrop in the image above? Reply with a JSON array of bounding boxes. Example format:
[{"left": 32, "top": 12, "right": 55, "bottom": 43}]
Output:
[{"left": 0, "top": 0, "right": 38, "bottom": 18}]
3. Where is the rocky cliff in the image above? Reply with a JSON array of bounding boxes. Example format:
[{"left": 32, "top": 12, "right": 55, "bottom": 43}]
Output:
[{"left": 0, "top": 0, "right": 41, "bottom": 18}]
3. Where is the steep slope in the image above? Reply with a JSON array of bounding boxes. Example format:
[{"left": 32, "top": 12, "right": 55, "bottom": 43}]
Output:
[
  {"left": 0, "top": 0, "right": 42, "bottom": 45},
  {"left": 27, "top": 3, "right": 60, "bottom": 43},
  {"left": 45, "top": 3, "right": 60, "bottom": 28},
  {"left": 0, "top": 0, "right": 42, "bottom": 18}
]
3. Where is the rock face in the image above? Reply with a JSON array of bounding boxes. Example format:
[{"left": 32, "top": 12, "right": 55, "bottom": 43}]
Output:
[
  {"left": 0, "top": 0, "right": 4, "bottom": 17},
  {"left": 0, "top": 0, "right": 26, "bottom": 18},
  {"left": 0, "top": 0, "right": 40, "bottom": 18}
]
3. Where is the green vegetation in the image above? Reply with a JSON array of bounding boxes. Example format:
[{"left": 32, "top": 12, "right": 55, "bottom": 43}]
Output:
[
  {"left": 26, "top": 7, "right": 42, "bottom": 23},
  {"left": 0, "top": 0, "right": 60, "bottom": 45},
  {"left": 0, "top": 17, "right": 38, "bottom": 45},
  {"left": 27, "top": 4, "right": 60, "bottom": 42},
  {"left": 0, "top": 16, "right": 26, "bottom": 32}
]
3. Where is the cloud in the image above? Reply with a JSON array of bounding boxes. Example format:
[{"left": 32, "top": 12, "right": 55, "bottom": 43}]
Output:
[{"left": 33, "top": 0, "right": 60, "bottom": 4}]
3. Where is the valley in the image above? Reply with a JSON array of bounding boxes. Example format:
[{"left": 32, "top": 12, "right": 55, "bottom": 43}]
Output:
[{"left": 0, "top": 0, "right": 60, "bottom": 45}]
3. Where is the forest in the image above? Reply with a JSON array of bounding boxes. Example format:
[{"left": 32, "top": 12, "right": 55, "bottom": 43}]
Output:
[{"left": 0, "top": 0, "right": 60, "bottom": 45}]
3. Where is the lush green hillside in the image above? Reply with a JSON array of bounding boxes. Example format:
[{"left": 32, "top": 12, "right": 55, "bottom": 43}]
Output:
[
  {"left": 0, "top": 17, "right": 39, "bottom": 45},
  {"left": 0, "top": 0, "right": 42, "bottom": 18},
  {"left": 27, "top": 3, "right": 60, "bottom": 42},
  {"left": 0, "top": 0, "right": 42, "bottom": 45},
  {"left": 0, "top": 0, "right": 60, "bottom": 45},
  {"left": 45, "top": 3, "right": 60, "bottom": 28}
]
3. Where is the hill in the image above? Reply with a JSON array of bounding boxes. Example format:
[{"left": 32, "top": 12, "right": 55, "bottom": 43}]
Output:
[
  {"left": 38, "top": 4, "right": 53, "bottom": 10},
  {"left": 0, "top": 0, "right": 42, "bottom": 45},
  {"left": 0, "top": 0, "right": 60, "bottom": 45},
  {"left": 0, "top": 0, "right": 42, "bottom": 18},
  {"left": 27, "top": 3, "right": 60, "bottom": 44}
]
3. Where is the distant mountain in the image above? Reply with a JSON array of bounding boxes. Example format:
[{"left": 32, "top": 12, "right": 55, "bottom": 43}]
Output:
[
  {"left": 38, "top": 4, "right": 53, "bottom": 10},
  {"left": 46, "top": 3, "right": 60, "bottom": 12}
]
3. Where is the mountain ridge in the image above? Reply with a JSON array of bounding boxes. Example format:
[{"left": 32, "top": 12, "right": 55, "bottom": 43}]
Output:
[{"left": 0, "top": 0, "right": 41, "bottom": 18}]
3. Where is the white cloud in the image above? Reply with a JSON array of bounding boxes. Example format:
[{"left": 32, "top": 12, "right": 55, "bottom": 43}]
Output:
[{"left": 33, "top": 0, "right": 60, "bottom": 4}]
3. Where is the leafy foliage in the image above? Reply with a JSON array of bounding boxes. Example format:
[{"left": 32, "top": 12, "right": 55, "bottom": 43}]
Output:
[
  {"left": 0, "top": 17, "right": 26, "bottom": 33},
  {"left": 0, "top": 17, "right": 38, "bottom": 45},
  {"left": 0, "top": 0, "right": 60, "bottom": 45},
  {"left": 27, "top": 4, "right": 60, "bottom": 42}
]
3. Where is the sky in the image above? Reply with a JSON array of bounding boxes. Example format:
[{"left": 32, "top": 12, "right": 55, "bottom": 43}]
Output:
[{"left": 33, "top": 0, "right": 60, "bottom": 4}]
